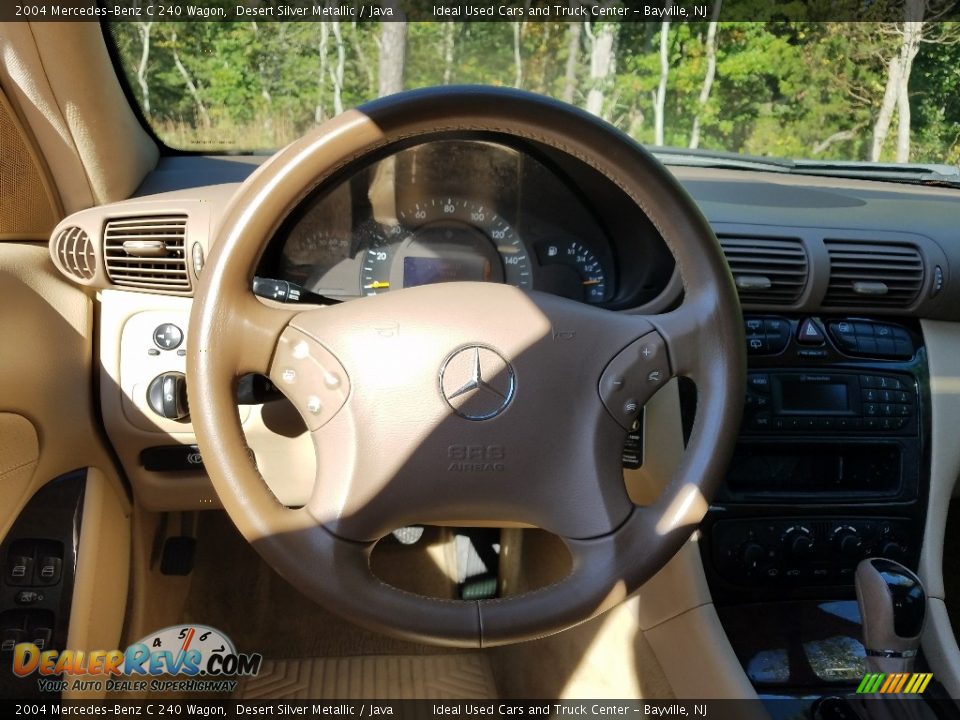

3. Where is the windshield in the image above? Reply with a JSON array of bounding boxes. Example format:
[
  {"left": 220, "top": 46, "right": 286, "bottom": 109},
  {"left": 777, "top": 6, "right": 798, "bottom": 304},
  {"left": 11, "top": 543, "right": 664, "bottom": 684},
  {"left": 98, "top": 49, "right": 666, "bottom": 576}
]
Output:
[{"left": 108, "top": 20, "right": 960, "bottom": 168}]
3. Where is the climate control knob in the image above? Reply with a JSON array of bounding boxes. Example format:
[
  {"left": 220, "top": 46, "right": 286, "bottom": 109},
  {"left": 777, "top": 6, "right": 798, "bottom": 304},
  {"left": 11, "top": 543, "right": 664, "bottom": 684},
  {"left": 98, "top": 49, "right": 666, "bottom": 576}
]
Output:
[
  {"left": 782, "top": 526, "right": 816, "bottom": 560},
  {"left": 832, "top": 526, "right": 864, "bottom": 561},
  {"left": 879, "top": 540, "right": 906, "bottom": 561},
  {"left": 738, "top": 542, "right": 767, "bottom": 571}
]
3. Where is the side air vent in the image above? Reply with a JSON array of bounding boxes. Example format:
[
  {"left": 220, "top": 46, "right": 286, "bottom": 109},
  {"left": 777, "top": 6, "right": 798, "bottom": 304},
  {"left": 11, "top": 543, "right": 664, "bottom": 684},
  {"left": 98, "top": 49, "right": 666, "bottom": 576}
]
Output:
[
  {"left": 54, "top": 226, "right": 96, "bottom": 280},
  {"left": 103, "top": 215, "right": 190, "bottom": 293},
  {"left": 718, "top": 236, "right": 809, "bottom": 305},
  {"left": 824, "top": 241, "right": 923, "bottom": 308}
]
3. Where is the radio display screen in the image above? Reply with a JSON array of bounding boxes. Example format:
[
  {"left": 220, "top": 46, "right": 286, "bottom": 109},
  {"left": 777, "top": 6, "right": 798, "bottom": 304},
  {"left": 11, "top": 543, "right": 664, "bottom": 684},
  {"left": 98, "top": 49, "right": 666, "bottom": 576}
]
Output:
[{"left": 780, "top": 381, "right": 849, "bottom": 413}]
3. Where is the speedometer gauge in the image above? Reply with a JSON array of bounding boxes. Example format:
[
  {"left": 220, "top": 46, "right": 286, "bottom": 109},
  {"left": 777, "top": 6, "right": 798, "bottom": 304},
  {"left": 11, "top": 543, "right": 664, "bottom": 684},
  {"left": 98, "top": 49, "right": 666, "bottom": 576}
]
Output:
[{"left": 360, "top": 198, "right": 532, "bottom": 296}]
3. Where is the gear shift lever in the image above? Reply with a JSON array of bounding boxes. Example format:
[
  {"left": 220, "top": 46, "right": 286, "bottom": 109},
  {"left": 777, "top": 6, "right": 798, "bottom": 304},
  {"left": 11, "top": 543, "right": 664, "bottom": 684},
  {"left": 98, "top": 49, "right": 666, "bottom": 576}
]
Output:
[
  {"left": 855, "top": 558, "right": 926, "bottom": 674},
  {"left": 812, "top": 563, "right": 931, "bottom": 720}
]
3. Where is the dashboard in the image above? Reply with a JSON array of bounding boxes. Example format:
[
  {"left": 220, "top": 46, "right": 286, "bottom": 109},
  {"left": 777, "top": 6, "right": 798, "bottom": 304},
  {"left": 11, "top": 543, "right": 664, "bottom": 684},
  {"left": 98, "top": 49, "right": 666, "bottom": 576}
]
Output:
[
  {"left": 39, "top": 121, "right": 960, "bottom": 702},
  {"left": 258, "top": 139, "right": 674, "bottom": 308}
]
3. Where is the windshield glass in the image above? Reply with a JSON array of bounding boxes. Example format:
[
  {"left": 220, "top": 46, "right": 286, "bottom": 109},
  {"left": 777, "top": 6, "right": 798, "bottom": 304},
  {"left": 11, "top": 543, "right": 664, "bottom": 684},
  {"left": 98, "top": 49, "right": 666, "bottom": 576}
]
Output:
[{"left": 108, "top": 20, "right": 960, "bottom": 167}]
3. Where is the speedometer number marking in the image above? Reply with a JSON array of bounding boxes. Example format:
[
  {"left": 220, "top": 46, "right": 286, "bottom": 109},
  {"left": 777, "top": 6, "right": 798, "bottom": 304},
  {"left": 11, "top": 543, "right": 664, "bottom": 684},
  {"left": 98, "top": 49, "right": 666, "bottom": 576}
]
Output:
[{"left": 359, "top": 198, "right": 532, "bottom": 296}]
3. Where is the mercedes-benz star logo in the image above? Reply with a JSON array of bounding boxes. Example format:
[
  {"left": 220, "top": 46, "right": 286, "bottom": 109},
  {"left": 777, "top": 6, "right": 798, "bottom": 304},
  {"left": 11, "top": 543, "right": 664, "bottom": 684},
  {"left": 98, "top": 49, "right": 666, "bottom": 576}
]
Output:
[{"left": 439, "top": 345, "right": 516, "bottom": 421}]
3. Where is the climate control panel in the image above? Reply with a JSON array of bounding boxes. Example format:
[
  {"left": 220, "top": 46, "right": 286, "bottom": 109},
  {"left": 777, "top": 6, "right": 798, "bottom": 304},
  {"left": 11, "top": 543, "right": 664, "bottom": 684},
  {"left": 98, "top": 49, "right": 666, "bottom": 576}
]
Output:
[{"left": 711, "top": 517, "right": 913, "bottom": 587}]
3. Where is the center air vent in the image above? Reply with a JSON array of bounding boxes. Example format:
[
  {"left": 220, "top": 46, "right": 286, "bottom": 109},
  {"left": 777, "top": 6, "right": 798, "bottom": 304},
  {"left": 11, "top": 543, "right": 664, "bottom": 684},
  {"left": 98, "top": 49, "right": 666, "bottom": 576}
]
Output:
[
  {"left": 53, "top": 226, "right": 96, "bottom": 280},
  {"left": 824, "top": 240, "right": 924, "bottom": 308},
  {"left": 103, "top": 215, "right": 190, "bottom": 293},
  {"left": 718, "top": 236, "right": 808, "bottom": 305}
]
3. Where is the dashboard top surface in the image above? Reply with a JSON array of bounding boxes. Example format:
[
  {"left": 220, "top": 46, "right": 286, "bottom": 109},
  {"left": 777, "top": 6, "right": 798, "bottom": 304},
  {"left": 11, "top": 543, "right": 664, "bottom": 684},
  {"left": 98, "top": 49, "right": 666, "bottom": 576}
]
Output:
[{"left": 80, "top": 146, "right": 960, "bottom": 321}]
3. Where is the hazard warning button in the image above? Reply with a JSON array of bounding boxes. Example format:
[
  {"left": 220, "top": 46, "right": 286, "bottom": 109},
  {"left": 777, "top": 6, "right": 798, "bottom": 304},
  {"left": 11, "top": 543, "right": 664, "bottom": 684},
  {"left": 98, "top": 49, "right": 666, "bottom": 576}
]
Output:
[{"left": 797, "top": 318, "right": 825, "bottom": 345}]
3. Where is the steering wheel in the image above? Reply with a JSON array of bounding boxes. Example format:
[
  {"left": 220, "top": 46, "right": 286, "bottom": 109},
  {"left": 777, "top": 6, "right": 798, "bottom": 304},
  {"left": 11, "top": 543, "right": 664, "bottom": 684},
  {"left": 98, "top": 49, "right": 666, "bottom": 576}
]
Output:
[{"left": 187, "top": 87, "right": 745, "bottom": 647}]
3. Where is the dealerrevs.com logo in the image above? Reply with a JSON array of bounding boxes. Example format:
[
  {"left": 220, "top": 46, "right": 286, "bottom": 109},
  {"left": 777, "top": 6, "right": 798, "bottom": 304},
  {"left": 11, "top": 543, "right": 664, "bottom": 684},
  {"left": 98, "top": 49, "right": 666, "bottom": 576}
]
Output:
[{"left": 11, "top": 625, "right": 262, "bottom": 694}]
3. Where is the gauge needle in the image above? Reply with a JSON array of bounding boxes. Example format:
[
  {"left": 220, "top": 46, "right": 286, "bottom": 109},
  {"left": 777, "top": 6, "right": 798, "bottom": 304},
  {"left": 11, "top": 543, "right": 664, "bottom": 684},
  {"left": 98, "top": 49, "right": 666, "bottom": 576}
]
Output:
[
  {"left": 364, "top": 281, "right": 391, "bottom": 289},
  {"left": 582, "top": 279, "right": 603, "bottom": 286}
]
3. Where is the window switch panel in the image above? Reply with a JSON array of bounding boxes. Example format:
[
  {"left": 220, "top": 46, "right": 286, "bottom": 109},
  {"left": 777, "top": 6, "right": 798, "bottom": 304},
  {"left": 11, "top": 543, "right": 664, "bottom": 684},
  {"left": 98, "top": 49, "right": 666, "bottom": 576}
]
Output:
[
  {"left": 1, "top": 628, "right": 23, "bottom": 655},
  {"left": 6, "top": 555, "right": 33, "bottom": 586},
  {"left": 35, "top": 557, "right": 61, "bottom": 586},
  {"left": 29, "top": 628, "right": 52, "bottom": 651}
]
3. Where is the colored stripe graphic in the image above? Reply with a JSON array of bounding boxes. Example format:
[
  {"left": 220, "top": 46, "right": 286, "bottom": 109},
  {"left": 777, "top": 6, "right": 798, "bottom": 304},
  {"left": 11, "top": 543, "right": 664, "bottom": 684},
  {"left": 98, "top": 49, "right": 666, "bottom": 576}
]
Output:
[
  {"left": 856, "top": 672, "right": 933, "bottom": 694},
  {"left": 880, "top": 674, "right": 897, "bottom": 693},
  {"left": 893, "top": 673, "right": 909, "bottom": 693},
  {"left": 857, "top": 673, "right": 883, "bottom": 693}
]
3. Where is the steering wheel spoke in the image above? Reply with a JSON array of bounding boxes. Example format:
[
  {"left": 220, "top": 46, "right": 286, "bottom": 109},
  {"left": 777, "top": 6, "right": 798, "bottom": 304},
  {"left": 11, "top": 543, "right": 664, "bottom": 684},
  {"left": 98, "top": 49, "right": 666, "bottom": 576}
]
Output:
[{"left": 232, "top": 299, "right": 299, "bottom": 375}]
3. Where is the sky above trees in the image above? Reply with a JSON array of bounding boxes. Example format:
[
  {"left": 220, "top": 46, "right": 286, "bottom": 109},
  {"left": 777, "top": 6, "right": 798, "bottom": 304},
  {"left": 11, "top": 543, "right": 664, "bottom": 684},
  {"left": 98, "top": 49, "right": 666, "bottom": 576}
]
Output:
[{"left": 109, "top": 19, "right": 960, "bottom": 165}]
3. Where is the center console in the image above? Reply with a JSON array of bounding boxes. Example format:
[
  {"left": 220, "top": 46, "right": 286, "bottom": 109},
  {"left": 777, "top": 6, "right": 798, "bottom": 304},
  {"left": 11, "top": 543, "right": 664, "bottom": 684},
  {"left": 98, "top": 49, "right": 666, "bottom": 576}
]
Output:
[{"left": 700, "top": 314, "right": 933, "bottom": 697}]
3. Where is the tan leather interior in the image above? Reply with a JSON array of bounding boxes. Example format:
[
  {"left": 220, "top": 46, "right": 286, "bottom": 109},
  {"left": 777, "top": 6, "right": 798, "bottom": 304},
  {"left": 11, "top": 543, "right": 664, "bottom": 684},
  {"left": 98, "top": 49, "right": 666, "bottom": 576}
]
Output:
[
  {"left": 917, "top": 319, "right": 960, "bottom": 696},
  {"left": 236, "top": 655, "right": 499, "bottom": 700},
  {"left": 4, "top": 20, "right": 960, "bottom": 706},
  {"left": 0, "top": 73, "right": 132, "bottom": 691},
  {"left": 0, "top": 87, "right": 60, "bottom": 240},
  {"left": 0, "top": 413, "right": 39, "bottom": 508},
  {"left": 62, "top": 468, "right": 131, "bottom": 700},
  {"left": 0, "top": 22, "right": 157, "bottom": 213},
  {"left": 0, "top": 243, "right": 131, "bottom": 700},
  {"left": 0, "top": 244, "right": 106, "bottom": 531},
  {"left": 187, "top": 87, "right": 746, "bottom": 647}
]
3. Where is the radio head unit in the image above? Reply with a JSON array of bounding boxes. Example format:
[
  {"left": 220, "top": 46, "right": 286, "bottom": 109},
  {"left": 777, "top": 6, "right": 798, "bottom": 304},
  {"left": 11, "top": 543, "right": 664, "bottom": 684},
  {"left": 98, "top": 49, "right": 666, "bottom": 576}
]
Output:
[
  {"left": 776, "top": 373, "right": 855, "bottom": 415},
  {"left": 745, "top": 371, "right": 916, "bottom": 435}
]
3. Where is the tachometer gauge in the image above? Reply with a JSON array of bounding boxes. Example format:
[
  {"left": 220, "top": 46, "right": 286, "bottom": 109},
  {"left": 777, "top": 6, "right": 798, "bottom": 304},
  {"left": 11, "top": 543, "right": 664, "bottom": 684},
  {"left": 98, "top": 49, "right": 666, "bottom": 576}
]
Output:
[
  {"left": 535, "top": 238, "right": 611, "bottom": 304},
  {"left": 360, "top": 198, "right": 532, "bottom": 296}
]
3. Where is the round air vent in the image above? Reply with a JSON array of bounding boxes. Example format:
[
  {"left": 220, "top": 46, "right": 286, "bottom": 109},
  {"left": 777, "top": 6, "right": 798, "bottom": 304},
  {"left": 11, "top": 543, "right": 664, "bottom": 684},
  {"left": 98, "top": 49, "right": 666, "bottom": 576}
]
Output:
[{"left": 54, "top": 226, "right": 96, "bottom": 280}]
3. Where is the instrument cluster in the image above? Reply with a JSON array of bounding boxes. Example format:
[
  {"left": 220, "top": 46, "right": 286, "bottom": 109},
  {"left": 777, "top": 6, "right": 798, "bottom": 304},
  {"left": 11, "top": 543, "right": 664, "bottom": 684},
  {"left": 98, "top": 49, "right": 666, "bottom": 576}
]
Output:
[{"left": 266, "top": 139, "right": 624, "bottom": 306}]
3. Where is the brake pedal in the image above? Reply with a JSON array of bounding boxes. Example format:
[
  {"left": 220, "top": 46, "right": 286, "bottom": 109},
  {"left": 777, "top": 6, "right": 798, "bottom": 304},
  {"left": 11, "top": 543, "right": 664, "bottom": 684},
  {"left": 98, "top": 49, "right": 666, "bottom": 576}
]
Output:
[{"left": 157, "top": 512, "right": 197, "bottom": 576}]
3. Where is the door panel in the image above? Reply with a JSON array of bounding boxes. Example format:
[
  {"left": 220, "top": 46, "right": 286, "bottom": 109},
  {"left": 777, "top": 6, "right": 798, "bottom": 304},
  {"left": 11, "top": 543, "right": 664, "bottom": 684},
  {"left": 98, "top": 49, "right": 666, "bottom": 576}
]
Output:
[
  {"left": 1, "top": 243, "right": 130, "bottom": 700},
  {"left": 0, "top": 243, "right": 107, "bottom": 536}
]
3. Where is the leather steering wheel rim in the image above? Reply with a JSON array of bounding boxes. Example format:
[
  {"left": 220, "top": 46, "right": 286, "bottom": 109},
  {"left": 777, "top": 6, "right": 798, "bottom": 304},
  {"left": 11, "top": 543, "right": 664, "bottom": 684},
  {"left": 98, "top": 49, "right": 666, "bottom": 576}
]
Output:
[{"left": 187, "top": 86, "right": 745, "bottom": 647}]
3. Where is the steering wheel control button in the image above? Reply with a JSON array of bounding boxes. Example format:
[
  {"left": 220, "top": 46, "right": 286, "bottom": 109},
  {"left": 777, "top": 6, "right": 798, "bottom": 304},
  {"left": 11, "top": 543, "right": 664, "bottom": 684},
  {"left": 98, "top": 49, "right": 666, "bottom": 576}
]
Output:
[
  {"left": 439, "top": 345, "right": 516, "bottom": 421},
  {"left": 270, "top": 328, "right": 350, "bottom": 430},
  {"left": 292, "top": 341, "right": 310, "bottom": 360},
  {"left": 600, "top": 332, "right": 670, "bottom": 429},
  {"left": 152, "top": 323, "right": 184, "bottom": 350}
]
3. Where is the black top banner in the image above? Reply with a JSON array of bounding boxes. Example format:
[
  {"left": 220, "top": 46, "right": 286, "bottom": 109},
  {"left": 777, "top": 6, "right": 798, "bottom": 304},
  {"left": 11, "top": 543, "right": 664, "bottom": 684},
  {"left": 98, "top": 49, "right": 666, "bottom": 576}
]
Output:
[
  {"left": 3, "top": 0, "right": 960, "bottom": 23},
  {"left": 1, "top": 699, "right": 960, "bottom": 718}
]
